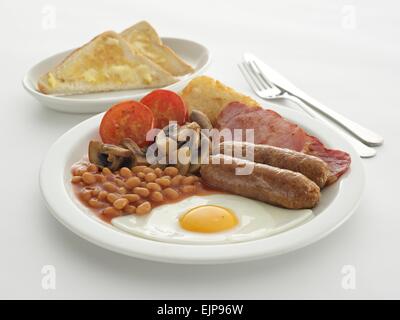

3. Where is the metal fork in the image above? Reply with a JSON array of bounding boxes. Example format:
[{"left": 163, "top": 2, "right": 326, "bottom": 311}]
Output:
[{"left": 238, "top": 61, "right": 376, "bottom": 158}]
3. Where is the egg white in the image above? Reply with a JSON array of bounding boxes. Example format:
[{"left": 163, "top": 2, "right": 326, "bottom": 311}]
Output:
[{"left": 111, "top": 194, "right": 314, "bottom": 244}]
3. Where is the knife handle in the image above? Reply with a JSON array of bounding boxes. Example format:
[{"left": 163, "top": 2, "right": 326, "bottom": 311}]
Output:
[{"left": 295, "top": 94, "right": 383, "bottom": 147}]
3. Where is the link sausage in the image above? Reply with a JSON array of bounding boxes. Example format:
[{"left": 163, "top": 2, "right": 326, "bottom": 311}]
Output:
[
  {"left": 200, "top": 154, "right": 320, "bottom": 209},
  {"left": 219, "top": 141, "right": 329, "bottom": 188}
]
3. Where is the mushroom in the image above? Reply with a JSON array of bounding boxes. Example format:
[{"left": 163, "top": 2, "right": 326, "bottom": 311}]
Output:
[
  {"left": 88, "top": 140, "right": 133, "bottom": 171},
  {"left": 189, "top": 110, "right": 213, "bottom": 130},
  {"left": 121, "top": 138, "right": 148, "bottom": 166},
  {"left": 176, "top": 146, "right": 191, "bottom": 175},
  {"left": 188, "top": 156, "right": 202, "bottom": 174}
]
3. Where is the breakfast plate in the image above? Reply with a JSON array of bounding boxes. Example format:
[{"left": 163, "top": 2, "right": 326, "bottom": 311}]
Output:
[
  {"left": 23, "top": 37, "right": 211, "bottom": 114},
  {"left": 39, "top": 104, "right": 364, "bottom": 264}
]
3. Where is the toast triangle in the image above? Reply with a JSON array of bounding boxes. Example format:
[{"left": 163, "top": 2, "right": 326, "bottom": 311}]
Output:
[
  {"left": 121, "top": 21, "right": 194, "bottom": 76},
  {"left": 38, "top": 31, "right": 177, "bottom": 95}
]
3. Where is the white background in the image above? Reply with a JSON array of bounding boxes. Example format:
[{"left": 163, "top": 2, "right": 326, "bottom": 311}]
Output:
[{"left": 0, "top": 0, "right": 399, "bottom": 299}]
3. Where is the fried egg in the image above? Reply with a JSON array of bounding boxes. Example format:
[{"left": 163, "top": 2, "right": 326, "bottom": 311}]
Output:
[{"left": 111, "top": 194, "right": 314, "bottom": 244}]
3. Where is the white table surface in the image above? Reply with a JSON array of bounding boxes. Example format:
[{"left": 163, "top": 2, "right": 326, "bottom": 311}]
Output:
[{"left": 1, "top": 0, "right": 399, "bottom": 299}]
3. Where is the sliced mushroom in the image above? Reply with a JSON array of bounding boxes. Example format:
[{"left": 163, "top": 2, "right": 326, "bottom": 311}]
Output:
[
  {"left": 121, "top": 138, "right": 148, "bottom": 166},
  {"left": 189, "top": 110, "right": 213, "bottom": 130},
  {"left": 176, "top": 146, "right": 191, "bottom": 175},
  {"left": 88, "top": 140, "right": 105, "bottom": 165},
  {"left": 106, "top": 153, "right": 126, "bottom": 171},
  {"left": 102, "top": 144, "right": 132, "bottom": 157},
  {"left": 188, "top": 152, "right": 202, "bottom": 174},
  {"left": 88, "top": 140, "right": 133, "bottom": 171}
]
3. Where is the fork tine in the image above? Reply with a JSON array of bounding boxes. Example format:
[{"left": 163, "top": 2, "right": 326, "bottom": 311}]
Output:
[
  {"left": 248, "top": 60, "right": 274, "bottom": 90},
  {"left": 238, "top": 62, "right": 262, "bottom": 93},
  {"left": 240, "top": 61, "right": 264, "bottom": 91},
  {"left": 242, "top": 61, "right": 264, "bottom": 91}
]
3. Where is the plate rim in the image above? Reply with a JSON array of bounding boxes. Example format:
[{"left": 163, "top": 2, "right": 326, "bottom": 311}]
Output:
[
  {"left": 22, "top": 37, "right": 211, "bottom": 112},
  {"left": 39, "top": 106, "right": 365, "bottom": 264}
]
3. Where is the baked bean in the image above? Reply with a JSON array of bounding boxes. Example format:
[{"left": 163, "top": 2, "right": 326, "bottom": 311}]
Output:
[
  {"left": 74, "top": 166, "right": 87, "bottom": 176},
  {"left": 181, "top": 185, "right": 196, "bottom": 193},
  {"left": 102, "top": 167, "right": 112, "bottom": 176},
  {"left": 106, "top": 174, "right": 116, "bottom": 182},
  {"left": 143, "top": 167, "right": 154, "bottom": 174},
  {"left": 135, "top": 199, "right": 146, "bottom": 206},
  {"left": 154, "top": 167, "right": 163, "bottom": 177},
  {"left": 71, "top": 176, "right": 82, "bottom": 184},
  {"left": 123, "top": 194, "right": 140, "bottom": 203},
  {"left": 132, "top": 166, "right": 147, "bottom": 174},
  {"left": 137, "top": 172, "right": 146, "bottom": 179},
  {"left": 140, "top": 181, "right": 146, "bottom": 187},
  {"left": 150, "top": 191, "right": 164, "bottom": 202},
  {"left": 115, "top": 178, "right": 126, "bottom": 187},
  {"left": 103, "top": 206, "right": 120, "bottom": 216},
  {"left": 95, "top": 174, "right": 106, "bottom": 183},
  {"left": 164, "top": 166, "right": 179, "bottom": 177},
  {"left": 88, "top": 198, "right": 104, "bottom": 208},
  {"left": 163, "top": 187, "right": 179, "bottom": 200},
  {"left": 120, "top": 167, "right": 132, "bottom": 178},
  {"left": 80, "top": 189, "right": 92, "bottom": 202},
  {"left": 107, "top": 193, "right": 120, "bottom": 204},
  {"left": 82, "top": 172, "right": 96, "bottom": 185},
  {"left": 113, "top": 198, "right": 129, "bottom": 210},
  {"left": 145, "top": 172, "right": 157, "bottom": 182},
  {"left": 87, "top": 164, "right": 98, "bottom": 173},
  {"left": 91, "top": 187, "right": 101, "bottom": 197},
  {"left": 133, "top": 187, "right": 150, "bottom": 197},
  {"left": 126, "top": 176, "right": 141, "bottom": 189},
  {"left": 136, "top": 201, "right": 152, "bottom": 215},
  {"left": 124, "top": 205, "right": 136, "bottom": 214},
  {"left": 182, "top": 176, "right": 196, "bottom": 185},
  {"left": 118, "top": 187, "right": 127, "bottom": 194},
  {"left": 170, "top": 175, "right": 183, "bottom": 186},
  {"left": 103, "top": 182, "right": 118, "bottom": 192},
  {"left": 98, "top": 190, "right": 108, "bottom": 201},
  {"left": 155, "top": 177, "right": 171, "bottom": 188},
  {"left": 146, "top": 182, "right": 161, "bottom": 191}
]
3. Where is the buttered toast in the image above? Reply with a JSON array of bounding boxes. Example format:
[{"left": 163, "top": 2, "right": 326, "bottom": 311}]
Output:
[
  {"left": 121, "top": 21, "right": 194, "bottom": 76},
  {"left": 38, "top": 31, "right": 176, "bottom": 95}
]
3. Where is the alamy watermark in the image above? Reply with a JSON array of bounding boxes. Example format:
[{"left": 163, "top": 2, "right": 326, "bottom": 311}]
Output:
[
  {"left": 41, "top": 5, "right": 57, "bottom": 30},
  {"left": 341, "top": 5, "right": 357, "bottom": 30},
  {"left": 341, "top": 264, "right": 356, "bottom": 290},
  {"left": 41, "top": 265, "right": 56, "bottom": 290}
]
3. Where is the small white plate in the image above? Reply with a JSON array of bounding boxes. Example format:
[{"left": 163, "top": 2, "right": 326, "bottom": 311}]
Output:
[
  {"left": 23, "top": 37, "right": 211, "bottom": 113},
  {"left": 40, "top": 106, "right": 365, "bottom": 264}
]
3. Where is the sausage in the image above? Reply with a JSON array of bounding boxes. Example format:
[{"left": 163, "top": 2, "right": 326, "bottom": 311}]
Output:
[
  {"left": 219, "top": 141, "right": 329, "bottom": 188},
  {"left": 200, "top": 155, "right": 320, "bottom": 209}
]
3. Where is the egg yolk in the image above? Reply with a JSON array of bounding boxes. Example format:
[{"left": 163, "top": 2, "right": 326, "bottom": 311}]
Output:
[{"left": 179, "top": 205, "right": 238, "bottom": 233}]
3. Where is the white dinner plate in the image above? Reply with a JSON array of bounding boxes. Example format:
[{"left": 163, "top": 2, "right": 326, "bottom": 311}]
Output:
[
  {"left": 23, "top": 37, "right": 211, "bottom": 113},
  {"left": 39, "top": 105, "right": 365, "bottom": 264}
]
